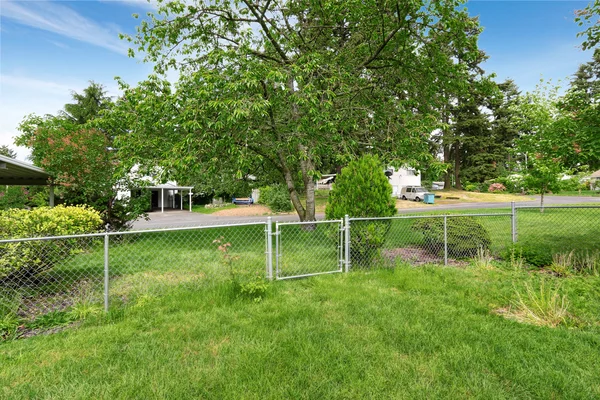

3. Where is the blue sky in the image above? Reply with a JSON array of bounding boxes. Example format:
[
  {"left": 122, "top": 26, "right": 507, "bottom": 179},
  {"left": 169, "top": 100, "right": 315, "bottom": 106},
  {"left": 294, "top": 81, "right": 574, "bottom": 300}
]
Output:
[{"left": 0, "top": 0, "right": 594, "bottom": 160}]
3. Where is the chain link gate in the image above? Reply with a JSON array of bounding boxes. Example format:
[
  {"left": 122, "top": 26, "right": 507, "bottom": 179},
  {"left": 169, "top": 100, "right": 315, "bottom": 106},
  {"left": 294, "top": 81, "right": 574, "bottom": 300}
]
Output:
[{"left": 274, "top": 220, "right": 344, "bottom": 280}]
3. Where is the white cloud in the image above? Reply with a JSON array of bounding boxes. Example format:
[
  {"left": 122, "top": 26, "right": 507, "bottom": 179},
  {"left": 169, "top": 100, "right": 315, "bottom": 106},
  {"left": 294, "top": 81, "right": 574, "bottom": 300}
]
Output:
[
  {"left": 0, "top": 0, "right": 130, "bottom": 55},
  {"left": 101, "top": 0, "right": 157, "bottom": 9}
]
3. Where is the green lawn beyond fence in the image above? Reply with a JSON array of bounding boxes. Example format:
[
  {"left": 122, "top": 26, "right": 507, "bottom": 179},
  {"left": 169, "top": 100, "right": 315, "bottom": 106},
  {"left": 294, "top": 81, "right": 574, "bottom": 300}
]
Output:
[{"left": 1, "top": 207, "right": 599, "bottom": 322}]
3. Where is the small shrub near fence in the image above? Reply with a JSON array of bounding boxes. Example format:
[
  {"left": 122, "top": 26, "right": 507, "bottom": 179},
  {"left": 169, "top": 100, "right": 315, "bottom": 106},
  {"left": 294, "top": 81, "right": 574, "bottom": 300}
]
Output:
[{"left": 0, "top": 206, "right": 102, "bottom": 282}]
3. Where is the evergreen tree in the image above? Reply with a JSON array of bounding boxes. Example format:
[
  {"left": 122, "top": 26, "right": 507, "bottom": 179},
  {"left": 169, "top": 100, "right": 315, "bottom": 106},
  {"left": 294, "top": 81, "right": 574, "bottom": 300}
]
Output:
[
  {"left": 489, "top": 80, "right": 521, "bottom": 172},
  {"left": 0, "top": 146, "right": 17, "bottom": 159}
]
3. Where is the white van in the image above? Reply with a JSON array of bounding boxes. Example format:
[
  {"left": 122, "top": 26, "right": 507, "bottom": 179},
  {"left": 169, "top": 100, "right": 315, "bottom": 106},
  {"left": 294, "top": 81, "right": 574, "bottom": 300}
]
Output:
[{"left": 400, "top": 186, "right": 431, "bottom": 202}]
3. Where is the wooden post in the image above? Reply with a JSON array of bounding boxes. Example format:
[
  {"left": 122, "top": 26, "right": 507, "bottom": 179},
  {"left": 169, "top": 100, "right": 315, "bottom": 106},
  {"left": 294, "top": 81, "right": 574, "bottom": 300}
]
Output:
[{"left": 49, "top": 184, "right": 55, "bottom": 207}]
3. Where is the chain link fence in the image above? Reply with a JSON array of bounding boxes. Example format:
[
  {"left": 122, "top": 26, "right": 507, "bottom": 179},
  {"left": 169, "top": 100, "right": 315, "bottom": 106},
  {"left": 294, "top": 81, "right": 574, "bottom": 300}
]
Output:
[
  {"left": 347, "top": 213, "right": 514, "bottom": 269},
  {"left": 1, "top": 206, "right": 599, "bottom": 323},
  {"left": 275, "top": 220, "right": 343, "bottom": 279},
  {"left": 0, "top": 222, "right": 267, "bottom": 324}
]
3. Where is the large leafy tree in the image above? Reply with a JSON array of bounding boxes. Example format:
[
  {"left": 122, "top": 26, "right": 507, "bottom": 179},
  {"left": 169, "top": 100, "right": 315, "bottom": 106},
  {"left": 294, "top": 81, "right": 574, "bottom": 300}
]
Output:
[
  {"left": 576, "top": 0, "right": 600, "bottom": 51},
  {"left": 16, "top": 83, "right": 143, "bottom": 229},
  {"left": 512, "top": 84, "right": 568, "bottom": 207},
  {"left": 558, "top": 50, "right": 600, "bottom": 170},
  {"left": 112, "top": 0, "right": 484, "bottom": 221}
]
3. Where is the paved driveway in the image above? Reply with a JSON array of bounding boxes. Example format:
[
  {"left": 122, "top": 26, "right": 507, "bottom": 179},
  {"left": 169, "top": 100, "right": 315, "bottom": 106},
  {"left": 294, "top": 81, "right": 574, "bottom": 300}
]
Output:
[{"left": 132, "top": 195, "right": 600, "bottom": 229}]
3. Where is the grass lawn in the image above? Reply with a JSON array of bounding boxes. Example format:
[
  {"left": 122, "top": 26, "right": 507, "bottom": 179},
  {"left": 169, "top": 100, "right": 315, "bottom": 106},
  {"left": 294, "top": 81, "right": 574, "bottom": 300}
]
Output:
[
  {"left": 2, "top": 265, "right": 600, "bottom": 399},
  {"left": 553, "top": 190, "right": 600, "bottom": 197},
  {"left": 2, "top": 208, "right": 600, "bottom": 398},
  {"left": 192, "top": 204, "right": 239, "bottom": 214}
]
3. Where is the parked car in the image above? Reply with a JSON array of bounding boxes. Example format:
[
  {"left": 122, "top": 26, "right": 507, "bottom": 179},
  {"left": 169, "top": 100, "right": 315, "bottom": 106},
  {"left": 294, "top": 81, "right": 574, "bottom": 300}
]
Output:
[{"left": 400, "top": 186, "right": 432, "bottom": 202}]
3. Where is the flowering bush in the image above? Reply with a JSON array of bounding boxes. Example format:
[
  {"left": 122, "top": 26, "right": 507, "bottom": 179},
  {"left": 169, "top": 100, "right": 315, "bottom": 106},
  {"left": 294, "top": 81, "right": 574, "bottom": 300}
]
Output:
[{"left": 488, "top": 183, "right": 507, "bottom": 193}]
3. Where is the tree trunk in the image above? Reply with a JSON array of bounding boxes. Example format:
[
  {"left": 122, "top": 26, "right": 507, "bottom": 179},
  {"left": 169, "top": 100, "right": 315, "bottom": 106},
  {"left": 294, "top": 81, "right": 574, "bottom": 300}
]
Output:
[
  {"left": 540, "top": 183, "right": 545, "bottom": 213},
  {"left": 454, "top": 144, "right": 462, "bottom": 190},
  {"left": 298, "top": 144, "right": 316, "bottom": 222},
  {"left": 278, "top": 152, "right": 306, "bottom": 220},
  {"left": 443, "top": 143, "right": 452, "bottom": 190},
  {"left": 304, "top": 179, "right": 316, "bottom": 221}
]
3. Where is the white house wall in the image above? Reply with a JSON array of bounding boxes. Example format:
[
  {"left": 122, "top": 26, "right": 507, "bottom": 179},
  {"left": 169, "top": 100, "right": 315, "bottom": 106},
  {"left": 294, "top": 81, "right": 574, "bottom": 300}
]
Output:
[{"left": 388, "top": 167, "right": 421, "bottom": 197}]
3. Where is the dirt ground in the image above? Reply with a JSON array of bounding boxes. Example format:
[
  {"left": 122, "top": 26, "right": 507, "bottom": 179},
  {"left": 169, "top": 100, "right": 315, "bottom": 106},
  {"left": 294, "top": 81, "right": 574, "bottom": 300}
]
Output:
[
  {"left": 211, "top": 204, "right": 283, "bottom": 217},
  {"left": 210, "top": 190, "right": 534, "bottom": 217}
]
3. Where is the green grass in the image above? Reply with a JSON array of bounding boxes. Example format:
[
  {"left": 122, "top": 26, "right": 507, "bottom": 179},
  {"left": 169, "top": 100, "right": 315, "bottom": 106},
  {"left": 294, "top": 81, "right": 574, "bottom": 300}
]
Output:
[
  {"left": 1, "top": 266, "right": 600, "bottom": 399},
  {"left": 552, "top": 190, "right": 600, "bottom": 197},
  {"left": 2, "top": 211, "right": 600, "bottom": 397},
  {"left": 192, "top": 204, "right": 239, "bottom": 214}
]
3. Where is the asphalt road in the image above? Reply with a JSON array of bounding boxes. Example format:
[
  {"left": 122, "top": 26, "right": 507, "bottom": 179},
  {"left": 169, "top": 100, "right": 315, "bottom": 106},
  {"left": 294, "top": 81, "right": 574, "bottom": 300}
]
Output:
[{"left": 132, "top": 195, "right": 600, "bottom": 230}]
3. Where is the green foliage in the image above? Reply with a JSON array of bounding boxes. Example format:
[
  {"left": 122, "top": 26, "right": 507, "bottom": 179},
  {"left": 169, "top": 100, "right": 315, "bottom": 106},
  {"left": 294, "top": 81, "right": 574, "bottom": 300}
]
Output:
[
  {"left": 26, "top": 310, "right": 76, "bottom": 330},
  {"left": 326, "top": 155, "right": 396, "bottom": 267},
  {"left": 558, "top": 176, "right": 582, "bottom": 192},
  {"left": 16, "top": 83, "right": 145, "bottom": 229},
  {"left": 258, "top": 184, "right": 292, "bottom": 212},
  {"left": 111, "top": 0, "right": 486, "bottom": 221},
  {"left": 503, "top": 244, "right": 553, "bottom": 268},
  {"left": 0, "top": 186, "right": 31, "bottom": 210},
  {"left": 3, "top": 266, "right": 600, "bottom": 397},
  {"left": 0, "top": 206, "right": 102, "bottom": 281},
  {"left": 508, "top": 280, "right": 572, "bottom": 328},
  {"left": 0, "top": 145, "right": 17, "bottom": 159},
  {"left": 489, "top": 175, "right": 524, "bottom": 193},
  {"left": 464, "top": 183, "right": 479, "bottom": 192},
  {"left": 213, "top": 237, "right": 269, "bottom": 302},
  {"left": 0, "top": 312, "right": 21, "bottom": 341},
  {"left": 412, "top": 217, "right": 492, "bottom": 258},
  {"left": 326, "top": 155, "right": 396, "bottom": 219}
]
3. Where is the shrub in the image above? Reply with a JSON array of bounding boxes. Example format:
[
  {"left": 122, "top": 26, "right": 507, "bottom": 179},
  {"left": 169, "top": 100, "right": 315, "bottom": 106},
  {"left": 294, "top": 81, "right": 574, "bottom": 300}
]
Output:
[
  {"left": 489, "top": 176, "right": 524, "bottom": 193},
  {"left": 326, "top": 155, "right": 396, "bottom": 267},
  {"left": 258, "top": 184, "right": 292, "bottom": 212},
  {"left": 0, "top": 205, "right": 102, "bottom": 281},
  {"left": 464, "top": 183, "right": 480, "bottom": 192},
  {"left": 412, "top": 217, "right": 491, "bottom": 258},
  {"left": 488, "top": 182, "right": 506, "bottom": 192},
  {"left": 503, "top": 245, "right": 552, "bottom": 268},
  {"left": 558, "top": 176, "right": 580, "bottom": 192}
]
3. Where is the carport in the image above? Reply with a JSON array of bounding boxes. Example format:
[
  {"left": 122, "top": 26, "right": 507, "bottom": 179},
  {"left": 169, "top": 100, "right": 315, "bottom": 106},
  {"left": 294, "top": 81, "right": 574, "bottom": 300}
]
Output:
[
  {"left": 147, "top": 183, "right": 194, "bottom": 213},
  {"left": 0, "top": 154, "right": 55, "bottom": 206}
]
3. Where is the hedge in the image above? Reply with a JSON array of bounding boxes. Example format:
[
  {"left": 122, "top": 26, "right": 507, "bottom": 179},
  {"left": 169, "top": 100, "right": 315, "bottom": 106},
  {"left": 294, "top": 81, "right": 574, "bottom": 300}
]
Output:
[{"left": 0, "top": 206, "right": 103, "bottom": 282}]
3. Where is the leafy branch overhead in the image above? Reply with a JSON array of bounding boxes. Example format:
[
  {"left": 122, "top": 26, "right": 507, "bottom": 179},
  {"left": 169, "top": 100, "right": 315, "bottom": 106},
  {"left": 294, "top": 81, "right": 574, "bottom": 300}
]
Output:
[{"left": 111, "top": 0, "right": 485, "bottom": 221}]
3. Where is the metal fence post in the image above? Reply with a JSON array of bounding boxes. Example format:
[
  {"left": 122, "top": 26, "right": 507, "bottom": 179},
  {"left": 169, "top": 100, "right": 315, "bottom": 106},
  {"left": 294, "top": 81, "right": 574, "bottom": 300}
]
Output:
[
  {"left": 266, "top": 217, "right": 273, "bottom": 280},
  {"left": 344, "top": 215, "right": 350, "bottom": 273},
  {"left": 444, "top": 215, "right": 448, "bottom": 266},
  {"left": 275, "top": 221, "right": 280, "bottom": 279},
  {"left": 104, "top": 233, "right": 109, "bottom": 312},
  {"left": 511, "top": 201, "right": 517, "bottom": 243}
]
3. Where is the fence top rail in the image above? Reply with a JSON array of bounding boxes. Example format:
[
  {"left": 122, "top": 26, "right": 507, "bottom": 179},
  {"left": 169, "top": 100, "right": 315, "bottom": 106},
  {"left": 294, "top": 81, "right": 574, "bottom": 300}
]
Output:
[
  {"left": 276, "top": 219, "right": 342, "bottom": 226},
  {"left": 349, "top": 213, "right": 512, "bottom": 222},
  {"left": 515, "top": 205, "right": 600, "bottom": 210},
  {"left": 0, "top": 221, "right": 268, "bottom": 244}
]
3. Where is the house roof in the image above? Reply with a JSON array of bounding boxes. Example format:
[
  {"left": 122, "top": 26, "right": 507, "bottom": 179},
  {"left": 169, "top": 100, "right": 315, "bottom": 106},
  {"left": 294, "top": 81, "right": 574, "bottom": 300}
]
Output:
[
  {"left": 591, "top": 170, "right": 600, "bottom": 178},
  {"left": 146, "top": 183, "right": 194, "bottom": 190},
  {"left": 0, "top": 154, "right": 53, "bottom": 186}
]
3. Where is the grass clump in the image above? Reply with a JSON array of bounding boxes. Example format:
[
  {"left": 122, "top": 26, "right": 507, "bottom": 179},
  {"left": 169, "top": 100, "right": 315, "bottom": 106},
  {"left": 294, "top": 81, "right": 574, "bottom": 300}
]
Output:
[
  {"left": 473, "top": 247, "right": 494, "bottom": 270},
  {"left": 502, "top": 280, "right": 573, "bottom": 328}
]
